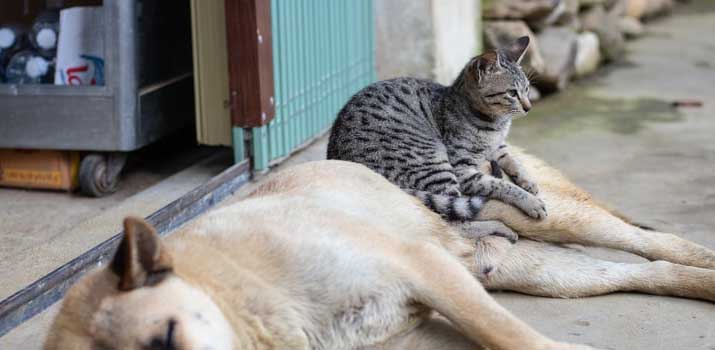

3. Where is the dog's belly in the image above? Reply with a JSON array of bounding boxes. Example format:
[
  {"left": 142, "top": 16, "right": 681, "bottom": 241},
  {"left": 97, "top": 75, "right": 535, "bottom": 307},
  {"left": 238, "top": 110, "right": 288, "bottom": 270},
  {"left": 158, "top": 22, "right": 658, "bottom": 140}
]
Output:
[{"left": 278, "top": 232, "right": 431, "bottom": 350}]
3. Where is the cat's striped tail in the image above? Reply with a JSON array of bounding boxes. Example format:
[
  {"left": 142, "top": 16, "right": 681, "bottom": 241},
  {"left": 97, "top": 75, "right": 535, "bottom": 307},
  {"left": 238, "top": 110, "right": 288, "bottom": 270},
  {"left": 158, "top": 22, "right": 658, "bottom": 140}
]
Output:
[{"left": 404, "top": 189, "right": 485, "bottom": 221}]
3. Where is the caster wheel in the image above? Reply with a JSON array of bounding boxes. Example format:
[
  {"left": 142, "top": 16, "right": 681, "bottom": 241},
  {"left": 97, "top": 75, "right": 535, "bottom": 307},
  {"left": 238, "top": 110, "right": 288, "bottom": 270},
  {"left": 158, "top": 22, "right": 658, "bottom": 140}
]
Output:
[{"left": 79, "top": 153, "right": 122, "bottom": 197}]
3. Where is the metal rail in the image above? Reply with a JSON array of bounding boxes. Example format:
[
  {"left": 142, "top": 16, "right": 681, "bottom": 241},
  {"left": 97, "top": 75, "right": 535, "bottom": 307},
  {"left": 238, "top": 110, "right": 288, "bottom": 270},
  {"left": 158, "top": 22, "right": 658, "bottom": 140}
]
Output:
[{"left": 0, "top": 156, "right": 251, "bottom": 337}]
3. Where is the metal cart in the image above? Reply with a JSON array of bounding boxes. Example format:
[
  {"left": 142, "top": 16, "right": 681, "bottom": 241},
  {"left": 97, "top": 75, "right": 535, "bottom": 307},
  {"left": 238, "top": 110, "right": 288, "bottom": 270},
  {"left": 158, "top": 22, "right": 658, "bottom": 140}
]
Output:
[{"left": 0, "top": 0, "right": 194, "bottom": 196}]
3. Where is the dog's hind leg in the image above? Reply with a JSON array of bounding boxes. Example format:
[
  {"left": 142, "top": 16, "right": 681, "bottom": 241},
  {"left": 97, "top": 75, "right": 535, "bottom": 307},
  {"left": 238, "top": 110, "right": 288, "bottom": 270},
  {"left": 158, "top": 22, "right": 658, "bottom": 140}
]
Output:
[
  {"left": 402, "top": 243, "right": 594, "bottom": 350},
  {"left": 478, "top": 194, "right": 715, "bottom": 269},
  {"left": 373, "top": 316, "right": 482, "bottom": 350},
  {"left": 479, "top": 239, "right": 715, "bottom": 302},
  {"left": 485, "top": 148, "right": 715, "bottom": 269}
]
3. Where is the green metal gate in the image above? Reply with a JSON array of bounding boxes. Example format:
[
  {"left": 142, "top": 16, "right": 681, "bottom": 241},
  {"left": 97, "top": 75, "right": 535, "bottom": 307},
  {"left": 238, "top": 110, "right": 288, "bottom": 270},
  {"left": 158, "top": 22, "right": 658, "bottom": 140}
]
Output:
[{"left": 249, "top": 0, "right": 376, "bottom": 171}]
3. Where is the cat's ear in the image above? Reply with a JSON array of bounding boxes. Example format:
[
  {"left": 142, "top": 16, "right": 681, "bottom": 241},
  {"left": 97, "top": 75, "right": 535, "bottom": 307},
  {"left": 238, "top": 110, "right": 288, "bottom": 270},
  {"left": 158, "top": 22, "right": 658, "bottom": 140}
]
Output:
[
  {"left": 476, "top": 50, "right": 501, "bottom": 72},
  {"left": 503, "top": 36, "right": 530, "bottom": 65},
  {"left": 111, "top": 217, "right": 173, "bottom": 291}
]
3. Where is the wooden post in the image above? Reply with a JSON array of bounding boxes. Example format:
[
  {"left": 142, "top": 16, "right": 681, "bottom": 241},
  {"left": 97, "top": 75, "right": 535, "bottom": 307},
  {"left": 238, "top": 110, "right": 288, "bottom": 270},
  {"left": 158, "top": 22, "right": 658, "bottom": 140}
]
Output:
[{"left": 225, "top": 0, "right": 275, "bottom": 128}]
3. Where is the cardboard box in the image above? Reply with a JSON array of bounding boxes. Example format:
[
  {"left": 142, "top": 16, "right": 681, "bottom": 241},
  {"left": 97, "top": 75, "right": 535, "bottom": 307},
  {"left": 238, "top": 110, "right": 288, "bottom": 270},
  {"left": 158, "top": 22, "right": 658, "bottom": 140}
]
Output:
[{"left": 0, "top": 149, "right": 80, "bottom": 191}]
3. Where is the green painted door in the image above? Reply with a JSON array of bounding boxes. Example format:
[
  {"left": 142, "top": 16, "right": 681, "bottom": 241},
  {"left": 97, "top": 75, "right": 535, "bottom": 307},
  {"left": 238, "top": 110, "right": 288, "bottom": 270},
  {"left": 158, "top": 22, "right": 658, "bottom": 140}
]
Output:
[{"left": 249, "top": 0, "right": 376, "bottom": 171}]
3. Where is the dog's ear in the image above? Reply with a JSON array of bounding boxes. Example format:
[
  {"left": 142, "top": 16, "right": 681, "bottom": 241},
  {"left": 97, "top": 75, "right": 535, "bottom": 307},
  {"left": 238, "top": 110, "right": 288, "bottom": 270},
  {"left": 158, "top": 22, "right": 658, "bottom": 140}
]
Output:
[{"left": 111, "top": 217, "right": 173, "bottom": 291}]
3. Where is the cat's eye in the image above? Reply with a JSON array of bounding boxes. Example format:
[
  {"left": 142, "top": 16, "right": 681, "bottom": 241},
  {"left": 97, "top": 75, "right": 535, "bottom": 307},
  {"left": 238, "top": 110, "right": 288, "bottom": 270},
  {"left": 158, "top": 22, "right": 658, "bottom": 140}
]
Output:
[{"left": 507, "top": 90, "right": 518, "bottom": 97}]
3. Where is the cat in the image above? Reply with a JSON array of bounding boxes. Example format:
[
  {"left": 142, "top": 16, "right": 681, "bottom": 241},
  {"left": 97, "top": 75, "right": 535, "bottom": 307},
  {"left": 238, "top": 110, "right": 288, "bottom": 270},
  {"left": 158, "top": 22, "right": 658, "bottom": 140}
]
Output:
[{"left": 327, "top": 36, "right": 545, "bottom": 237}]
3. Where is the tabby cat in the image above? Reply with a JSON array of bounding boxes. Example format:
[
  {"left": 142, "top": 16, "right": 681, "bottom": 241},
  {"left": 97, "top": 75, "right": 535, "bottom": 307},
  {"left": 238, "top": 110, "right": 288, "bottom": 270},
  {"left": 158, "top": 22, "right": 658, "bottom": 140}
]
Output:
[{"left": 327, "top": 36, "right": 545, "bottom": 227}]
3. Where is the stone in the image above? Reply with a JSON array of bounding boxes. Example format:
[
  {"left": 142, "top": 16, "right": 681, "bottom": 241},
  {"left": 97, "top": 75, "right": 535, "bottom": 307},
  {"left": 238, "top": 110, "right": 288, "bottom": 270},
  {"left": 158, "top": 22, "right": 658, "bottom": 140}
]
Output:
[
  {"left": 625, "top": 0, "right": 648, "bottom": 17},
  {"left": 579, "top": 0, "right": 607, "bottom": 7},
  {"left": 483, "top": 0, "right": 562, "bottom": 21},
  {"left": 483, "top": 20, "right": 546, "bottom": 75},
  {"left": 531, "top": 0, "right": 580, "bottom": 31},
  {"left": 575, "top": 32, "right": 602, "bottom": 77},
  {"left": 618, "top": 16, "right": 645, "bottom": 38},
  {"left": 625, "top": 0, "right": 674, "bottom": 19},
  {"left": 555, "top": 0, "right": 581, "bottom": 25},
  {"left": 581, "top": 4, "right": 626, "bottom": 61},
  {"left": 535, "top": 27, "right": 578, "bottom": 92}
]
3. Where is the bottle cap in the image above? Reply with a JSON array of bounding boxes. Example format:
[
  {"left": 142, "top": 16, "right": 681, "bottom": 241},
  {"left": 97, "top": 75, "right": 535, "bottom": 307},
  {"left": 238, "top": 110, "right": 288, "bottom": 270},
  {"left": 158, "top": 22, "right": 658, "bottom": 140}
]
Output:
[
  {"left": 36, "top": 28, "right": 57, "bottom": 50},
  {"left": 0, "top": 28, "right": 16, "bottom": 49},
  {"left": 26, "top": 56, "right": 49, "bottom": 78}
]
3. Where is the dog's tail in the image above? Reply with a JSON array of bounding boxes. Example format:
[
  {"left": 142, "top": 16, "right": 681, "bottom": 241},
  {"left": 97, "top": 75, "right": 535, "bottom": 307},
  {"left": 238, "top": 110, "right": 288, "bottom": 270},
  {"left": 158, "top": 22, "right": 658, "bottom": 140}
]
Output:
[{"left": 404, "top": 189, "right": 485, "bottom": 221}]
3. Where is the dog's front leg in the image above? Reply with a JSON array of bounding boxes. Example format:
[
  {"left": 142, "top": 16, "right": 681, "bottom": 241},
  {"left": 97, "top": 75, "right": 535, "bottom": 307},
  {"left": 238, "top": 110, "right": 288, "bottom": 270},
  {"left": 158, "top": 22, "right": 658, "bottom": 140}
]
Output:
[{"left": 402, "top": 242, "right": 596, "bottom": 350}]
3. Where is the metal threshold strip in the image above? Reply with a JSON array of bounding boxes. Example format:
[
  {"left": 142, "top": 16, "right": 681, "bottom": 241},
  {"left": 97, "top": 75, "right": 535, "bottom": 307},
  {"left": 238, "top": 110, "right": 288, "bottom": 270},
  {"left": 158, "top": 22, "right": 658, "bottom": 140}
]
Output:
[{"left": 0, "top": 159, "right": 251, "bottom": 337}]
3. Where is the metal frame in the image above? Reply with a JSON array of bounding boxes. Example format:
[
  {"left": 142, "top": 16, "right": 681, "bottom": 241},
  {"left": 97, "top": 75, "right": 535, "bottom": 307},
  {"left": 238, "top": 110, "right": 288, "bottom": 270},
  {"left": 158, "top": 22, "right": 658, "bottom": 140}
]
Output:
[{"left": 0, "top": 0, "right": 193, "bottom": 152}]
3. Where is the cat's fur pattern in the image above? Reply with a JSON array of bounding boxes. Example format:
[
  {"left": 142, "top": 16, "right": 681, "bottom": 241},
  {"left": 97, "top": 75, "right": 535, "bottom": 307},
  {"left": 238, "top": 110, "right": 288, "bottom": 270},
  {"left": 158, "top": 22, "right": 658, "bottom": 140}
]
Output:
[{"left": 327, "top": 36, "right": 546, "bottom": 222}]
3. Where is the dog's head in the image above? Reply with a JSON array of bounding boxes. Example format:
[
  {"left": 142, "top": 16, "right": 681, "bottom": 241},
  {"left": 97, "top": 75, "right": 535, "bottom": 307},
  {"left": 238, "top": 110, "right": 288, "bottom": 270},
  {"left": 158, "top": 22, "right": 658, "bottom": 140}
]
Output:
[{"left": 44, "top": 217, "right": 234, "bottom": 350}]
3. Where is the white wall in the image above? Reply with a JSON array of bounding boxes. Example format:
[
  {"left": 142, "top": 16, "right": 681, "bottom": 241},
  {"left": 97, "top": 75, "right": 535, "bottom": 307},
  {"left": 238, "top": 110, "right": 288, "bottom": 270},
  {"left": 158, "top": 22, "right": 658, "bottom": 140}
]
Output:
[
  {"left": 374, "top": 0, "right": 481, "bottom": 85},
  {"left": 431, "top": 0, "right": 481, "bottom": 84}
]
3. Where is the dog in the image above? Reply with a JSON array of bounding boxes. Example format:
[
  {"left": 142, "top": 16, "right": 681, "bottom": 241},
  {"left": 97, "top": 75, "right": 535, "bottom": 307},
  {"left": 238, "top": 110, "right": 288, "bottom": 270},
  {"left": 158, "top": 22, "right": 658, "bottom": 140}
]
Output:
[
  {"left": 44, "top": 159, "right": 595, "bottom": 350},
  {"left": 44, "top": 149, "right": 715, "bottom": 349}
]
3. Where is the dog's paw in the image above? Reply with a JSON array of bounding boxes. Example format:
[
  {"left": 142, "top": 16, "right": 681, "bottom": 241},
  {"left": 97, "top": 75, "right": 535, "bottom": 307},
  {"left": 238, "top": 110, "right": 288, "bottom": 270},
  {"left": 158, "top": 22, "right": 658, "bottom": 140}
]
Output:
[{"left": 473, "top": 235, "right": 514, "bottom": 282}]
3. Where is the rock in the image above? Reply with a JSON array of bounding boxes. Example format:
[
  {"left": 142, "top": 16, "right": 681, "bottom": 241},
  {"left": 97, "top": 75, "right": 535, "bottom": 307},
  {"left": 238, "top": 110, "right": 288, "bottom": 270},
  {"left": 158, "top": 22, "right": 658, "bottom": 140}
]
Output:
[
  {"left": 531, "top": 0, "right": 580, "bottom": 31},
  {"left": 483, "top": 0, "right": 562, "bottom": 21},
  {"left": 607, "top": 0, "right": 627, "bottom": 16},
  {"left": 535, "top": 27, "right": 578, "bottom": 92},
  {"left": 483, "top": 20, "right": 545, "bottom": 75},
  {"left": 555, "top": 0, "right": 580, "bottom": 25},
  {"left": 618, "top": 16, "right": 645, "bottom": 38},
  {"left": 579, "top": 0, "right": 607, "bottom": 7},
  {"left": 625, "top": 0, "right": 648, "bottom": 17},
  {"left": 625, "top": 0, "right": 674, "bottom": 19},
  {"left": 575, "top": 32, "right": 601, "bottom": 77},
  {"left": 581, "top": 4, "right": 626, "bottom": 61}
]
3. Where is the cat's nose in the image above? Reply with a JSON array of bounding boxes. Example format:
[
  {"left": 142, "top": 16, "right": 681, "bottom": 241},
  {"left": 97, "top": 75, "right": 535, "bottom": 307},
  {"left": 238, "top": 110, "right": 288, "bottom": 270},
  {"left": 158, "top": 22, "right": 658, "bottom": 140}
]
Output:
[{"left": 520, "top": 96, "right": 531, "bottom": 112}]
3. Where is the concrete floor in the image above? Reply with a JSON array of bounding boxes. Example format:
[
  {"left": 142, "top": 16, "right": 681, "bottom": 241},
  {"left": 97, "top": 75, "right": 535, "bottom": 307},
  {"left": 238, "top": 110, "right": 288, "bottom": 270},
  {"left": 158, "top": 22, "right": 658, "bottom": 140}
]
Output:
[
  {"left": 0, "top": 139, "right": 233, "bottom": 349},
  {"left": 0, "top": 141, "right": 230, "bottom": 302},
  {"left": 3, "top": 2, "right": 715, "bottom": 349}
]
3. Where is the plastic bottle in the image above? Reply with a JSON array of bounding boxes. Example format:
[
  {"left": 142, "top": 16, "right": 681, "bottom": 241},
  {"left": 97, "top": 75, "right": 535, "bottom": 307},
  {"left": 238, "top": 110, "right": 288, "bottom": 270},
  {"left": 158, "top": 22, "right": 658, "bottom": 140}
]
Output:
[
  {"left": 0, "top": 25, "right": 28, "bottom": 83},
  {"left": 5, "top": 50, "right": 54, "bottom": 84},
  {"left": 0, "top": 25, "right": 27, "bottom": 59},
  {"left": 29, "top": 10, "right": 60, "bottom": 58}
]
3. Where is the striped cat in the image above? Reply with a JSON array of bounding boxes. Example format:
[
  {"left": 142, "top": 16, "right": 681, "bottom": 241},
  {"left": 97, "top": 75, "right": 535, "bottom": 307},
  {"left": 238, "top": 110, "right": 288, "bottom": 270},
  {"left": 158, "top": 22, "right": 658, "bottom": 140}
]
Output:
[{"left": 327, "top": 36, "right": 545, "bottom": 231}]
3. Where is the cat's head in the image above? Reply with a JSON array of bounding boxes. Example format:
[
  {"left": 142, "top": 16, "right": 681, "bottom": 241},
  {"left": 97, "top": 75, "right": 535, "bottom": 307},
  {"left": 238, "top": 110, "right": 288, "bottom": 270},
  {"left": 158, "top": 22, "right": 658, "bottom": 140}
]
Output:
[{"left": 456, "top": 36, "right": 532, "bottom": 121}]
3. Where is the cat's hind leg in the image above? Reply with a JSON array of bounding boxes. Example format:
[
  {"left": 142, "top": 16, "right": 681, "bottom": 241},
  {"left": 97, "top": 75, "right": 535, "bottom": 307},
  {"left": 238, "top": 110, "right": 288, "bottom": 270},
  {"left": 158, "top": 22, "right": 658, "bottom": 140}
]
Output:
[{"left": 479, "top": 239, "right": 715, "bottom": 302}]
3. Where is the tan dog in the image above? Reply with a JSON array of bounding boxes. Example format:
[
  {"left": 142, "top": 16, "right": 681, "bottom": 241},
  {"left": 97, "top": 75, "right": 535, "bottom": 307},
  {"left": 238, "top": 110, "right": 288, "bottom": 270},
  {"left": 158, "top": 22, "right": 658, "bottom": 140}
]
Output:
[
  {"left": 44, "top": 150, "right": 715, "bottom": 349},
  {"left": 45, "top": 160, "right": 595, "bottom": 350}
]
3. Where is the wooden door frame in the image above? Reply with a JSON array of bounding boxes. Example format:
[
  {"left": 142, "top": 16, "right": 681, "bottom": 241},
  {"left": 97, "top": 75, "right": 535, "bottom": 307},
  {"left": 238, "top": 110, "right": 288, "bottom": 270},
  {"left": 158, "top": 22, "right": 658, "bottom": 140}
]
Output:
[{"left": 224, "top": 0, "right": 276, "bottom": 128}]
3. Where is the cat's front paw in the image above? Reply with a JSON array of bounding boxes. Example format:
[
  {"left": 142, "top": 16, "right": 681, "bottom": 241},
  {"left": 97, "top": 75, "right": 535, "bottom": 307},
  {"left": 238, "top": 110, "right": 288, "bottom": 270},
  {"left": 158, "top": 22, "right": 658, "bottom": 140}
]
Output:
[
  {"left": 515, "top": 194, "right": 547, "bottom": 220},
  {"left": 515, "top": 177, "right": 539, "bottom": 195}
]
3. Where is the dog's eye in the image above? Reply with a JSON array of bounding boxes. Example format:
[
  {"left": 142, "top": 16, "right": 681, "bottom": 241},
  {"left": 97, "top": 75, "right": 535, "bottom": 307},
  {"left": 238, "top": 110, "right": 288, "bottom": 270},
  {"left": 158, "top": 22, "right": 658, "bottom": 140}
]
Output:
[
  {"left": 148, "top": 337, "right": 166, "bottom": 350},
  {"left": 147, "top": 319, "right": 177, "bottom": 350}
]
